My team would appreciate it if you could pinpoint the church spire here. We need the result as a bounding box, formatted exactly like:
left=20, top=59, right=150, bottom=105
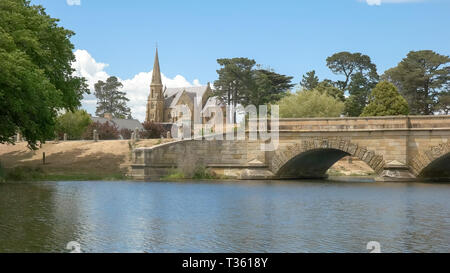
left=151, top=47, right=162, bottom=86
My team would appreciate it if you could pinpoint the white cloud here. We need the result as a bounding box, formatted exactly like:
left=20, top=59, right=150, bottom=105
left=72, top=49, right=204, bottom=122
left=363, top=0, right=424, bottom=5
left=67, top=0, right=81, bottom=6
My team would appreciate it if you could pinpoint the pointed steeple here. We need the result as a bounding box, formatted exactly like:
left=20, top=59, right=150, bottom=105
left=151, top=48, right=162, bottom=86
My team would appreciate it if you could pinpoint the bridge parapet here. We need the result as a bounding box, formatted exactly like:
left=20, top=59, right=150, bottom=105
left=277, top=115, right=450, bottom=131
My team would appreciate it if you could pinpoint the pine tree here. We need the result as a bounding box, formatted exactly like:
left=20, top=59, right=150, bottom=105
left=94, top=76, right=131, bottom=118
left=300, top=70, right=319, bottom=90
left=383, top=50, right=450, bottom=115
left=361, top=82, right=409, bottom=116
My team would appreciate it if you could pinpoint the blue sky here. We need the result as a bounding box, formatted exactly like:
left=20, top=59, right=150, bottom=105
left=32, top=0, right=450, bottom=121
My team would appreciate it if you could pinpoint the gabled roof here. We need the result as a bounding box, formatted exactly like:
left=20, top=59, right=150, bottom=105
left=91, top=117, right=143, bottom=131
left=201, top=96, right=224, bottom=113
left=164, top=86, right=209, bottom=98
left=164, top=86, right=210, bottom=109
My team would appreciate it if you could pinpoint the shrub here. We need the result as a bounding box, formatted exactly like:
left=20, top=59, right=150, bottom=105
left=279, top=89, right=345, bottom=118
left=141, top=121, right=166, bottom=139
left=120, top=128, right=133, bottom=140
left=82, top=121, right=120, bottom=140
left=163, top=169, right=186, bottom=180
left=56, top=110, right=92, bottom=140
left=192, top=166, right=216, bottom=180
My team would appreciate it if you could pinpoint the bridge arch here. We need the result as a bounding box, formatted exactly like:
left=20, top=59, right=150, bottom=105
left=410, top=142, right=450, bottom=180
left=270, top=138, right=386, bottom=179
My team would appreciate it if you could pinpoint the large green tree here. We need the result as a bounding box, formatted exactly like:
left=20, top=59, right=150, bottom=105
left=383, top=50, right=450, bottom=115
left=245, top=69, right=294, bottom=107
left=344, top=72, right=377, bottom=116
left=279, top=90, right=345, bottom=118
left=94, top=76, right=131, bottom=119
left=361, top=82, right=409, bottom=117
left=213, top=58, right=255, bottom=121
left=326, top=51, right=379, bottom=92
left=0, top=0, right=88, bottom=149
left=437, top=90, right=450, bottom=114
left=214, top=58, right=293, bottom=120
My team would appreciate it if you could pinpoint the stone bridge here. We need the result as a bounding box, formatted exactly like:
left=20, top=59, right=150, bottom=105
left=131, top=116, right=450, bottom=182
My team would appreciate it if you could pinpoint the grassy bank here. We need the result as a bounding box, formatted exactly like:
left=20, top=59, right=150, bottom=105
left=0, top=164, right=127, bottom=182
left=0, top=140, right=170, bottom=182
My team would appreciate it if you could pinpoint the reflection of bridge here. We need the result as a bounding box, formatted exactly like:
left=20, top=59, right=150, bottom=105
left=131, top=116, right=450, bottom=182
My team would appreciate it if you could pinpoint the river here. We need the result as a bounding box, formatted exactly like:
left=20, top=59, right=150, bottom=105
left=0, top=179, right=449, bottom=253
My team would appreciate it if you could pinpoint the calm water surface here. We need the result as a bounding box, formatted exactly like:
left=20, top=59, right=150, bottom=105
left=0, top=179, right=449, bottom=253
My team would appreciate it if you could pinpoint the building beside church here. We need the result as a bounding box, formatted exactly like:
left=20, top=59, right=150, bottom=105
left=92, top=113, right=143, bottom=132
left=145, top=49, right=222, bottom=125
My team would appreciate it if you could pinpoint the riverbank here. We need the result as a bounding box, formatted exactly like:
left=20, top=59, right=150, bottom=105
left=0, top=140, right=374, bottom=182
left=0, top=140, right=172, bottom=182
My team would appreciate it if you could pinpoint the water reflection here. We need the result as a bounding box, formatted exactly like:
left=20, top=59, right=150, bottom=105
left=0, top=180, right=449, bottom=253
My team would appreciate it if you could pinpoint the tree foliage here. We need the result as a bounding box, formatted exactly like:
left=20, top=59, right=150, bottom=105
left=94, top=76, right=131, bottom=119
left=361, top=82, right=409, bottom=117
left=344, top=72, right=377, bottom=116
left=279, top=90, right=345, bottom=118
left=56, top=110, right=92, bottom=140
left=0, top=0, right=89, bottom=149
left=300, top=70, right=319, bottom=90
left=383, top=50, right=450, bottom=115
left=326, top=51, right=379, bottom=92
left=213, top=58, right=293, bottom=120
left=213, top=58, right=255, bottom=118
left=314, top=80, right=345, bottom=102
left=437, top=90, right=450, bottom=115
left=246, top=69, right=294, bottom=107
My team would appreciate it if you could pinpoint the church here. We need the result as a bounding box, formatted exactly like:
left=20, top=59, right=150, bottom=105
left=145, top=49, right=222, bottom=125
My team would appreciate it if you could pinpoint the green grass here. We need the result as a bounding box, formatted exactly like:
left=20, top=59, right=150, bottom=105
left=0, top=162, right=6, bottom=182
left=161, top=166, right=223, bottom=181
left=0, top=165, right=128, bottom=182
left=162, top=170, right=186, bottom=180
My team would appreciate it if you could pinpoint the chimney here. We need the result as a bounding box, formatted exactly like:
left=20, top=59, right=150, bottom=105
left=104, top=113, right=113, bottom=120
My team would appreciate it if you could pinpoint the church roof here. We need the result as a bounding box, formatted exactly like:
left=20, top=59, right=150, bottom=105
left=201, top=96, right=224, bottom=113
left=91, top=117, right=143, bottom=131
left=164, top=86, right=210, bottom=109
